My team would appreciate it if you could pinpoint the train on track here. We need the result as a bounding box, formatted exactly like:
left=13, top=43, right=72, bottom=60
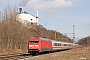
left=28, top=37, right=78, bottom=55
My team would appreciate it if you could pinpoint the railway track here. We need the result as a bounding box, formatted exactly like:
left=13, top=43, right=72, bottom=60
left=0, top=52, right=55, bottom=60
left=0, top=49, right=71, bottom=60
left=0, top=53, right=32, bottom=60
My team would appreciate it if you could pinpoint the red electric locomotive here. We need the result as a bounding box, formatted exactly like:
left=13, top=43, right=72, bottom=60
left=28, top=37, right=52, bottom=54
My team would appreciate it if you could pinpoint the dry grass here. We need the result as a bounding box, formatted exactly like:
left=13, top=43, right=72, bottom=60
left=0, top=46, right=90, bottom=60
left=0, top=49, right=27, bottom=55
left=31, top=47, right=90, bottom=60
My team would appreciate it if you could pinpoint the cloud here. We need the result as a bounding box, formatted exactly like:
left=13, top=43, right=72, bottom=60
left=85, top=23, right=90, bottom=26
left=70, top=0, right=86, bottom=7
left=19, top=0, right=73, bottom=12
left=0, top=0, right=3, bottom=2
left=19, top=0, right=29, bottom=6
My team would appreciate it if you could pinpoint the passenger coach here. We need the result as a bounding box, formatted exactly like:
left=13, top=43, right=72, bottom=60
left=52, top=40, right=73, bottom=51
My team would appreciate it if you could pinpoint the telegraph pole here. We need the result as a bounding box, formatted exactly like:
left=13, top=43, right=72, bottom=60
left=55, top=30, right=56, bottom=39
left=60, top=25, right=75, bottom=44
left=73, top=25, right=75, bottom=46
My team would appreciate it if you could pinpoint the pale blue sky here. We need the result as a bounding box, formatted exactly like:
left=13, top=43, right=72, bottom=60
left=0, top=0, right=90, bottom=41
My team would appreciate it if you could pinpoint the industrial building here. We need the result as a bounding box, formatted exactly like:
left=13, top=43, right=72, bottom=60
left=18, top=8, right=38, bottom=25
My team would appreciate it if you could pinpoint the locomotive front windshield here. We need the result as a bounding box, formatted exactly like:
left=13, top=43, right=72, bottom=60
left=30, top=40, right=39, bottom=43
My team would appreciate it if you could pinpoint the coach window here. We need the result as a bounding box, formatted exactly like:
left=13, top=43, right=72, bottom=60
left=58, top=43, right=60, bottom=46
left=64, top=44, right=67, bottom=46
left=69, top=44, right=71, bottom=46
left=54, top=43, right=57, bottom=46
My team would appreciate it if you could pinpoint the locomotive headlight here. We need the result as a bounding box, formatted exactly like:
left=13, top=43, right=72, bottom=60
left=39, top=49, right=40, bottom=50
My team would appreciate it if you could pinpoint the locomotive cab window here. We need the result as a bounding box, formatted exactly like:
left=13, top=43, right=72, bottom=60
left=30, top=40, right=39, bottom=43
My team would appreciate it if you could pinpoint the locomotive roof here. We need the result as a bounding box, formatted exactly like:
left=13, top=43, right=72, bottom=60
left=41, top=37, right=51, bottom=41
left=30, top=37, right=51, bottom=41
